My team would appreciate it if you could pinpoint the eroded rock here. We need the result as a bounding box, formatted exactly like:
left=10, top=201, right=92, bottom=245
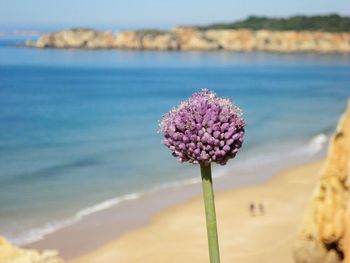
left=294, top=100, right=350, bottom=263
left=0, top=236, right=64, bottom=263
left=27, top=29, right=115, bottom=49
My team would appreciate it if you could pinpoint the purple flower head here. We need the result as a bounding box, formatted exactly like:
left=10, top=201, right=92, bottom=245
left=159, top=89, right=245, bottom=165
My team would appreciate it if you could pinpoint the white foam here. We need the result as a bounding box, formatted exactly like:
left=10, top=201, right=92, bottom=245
left=76, top=193, right=141, bottom=218
left=11, top=217, right=79, bottom=245
left=12, top=177, right=204, bottom=246
left=222, top=133, right=329, bottom=172
left=306, top=133, right=328, bottom=154
left=12, top=192, right=142, bottom=246
left=12, top=172, right=209, bottom=246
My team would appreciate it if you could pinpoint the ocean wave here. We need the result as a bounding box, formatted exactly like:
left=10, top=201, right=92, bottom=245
left=306, top=133, right=328, bottom=154
left=11, top=217, right=79, bottom=246
left=12, top=192, right=142, bottom=245
left=224, top=133, right=329, bottom=171
left=76, top=193, right=141, bottom=218
left=12, top=178, right=202, bottom=246
left=13, top=172, right=209, bottom=246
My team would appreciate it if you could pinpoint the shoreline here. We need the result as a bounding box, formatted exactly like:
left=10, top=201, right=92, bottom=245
left=25, top=140, right=326, bottom=260
left=67, top=159, right=324, bottom=263
left=15, top=44, right=350, bottom=56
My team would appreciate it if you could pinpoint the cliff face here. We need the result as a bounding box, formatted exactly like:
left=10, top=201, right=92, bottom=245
left=171, top=27, right=220, bottom=50
left=26, top=27, right=350, bottom=53
left=294, top=100, right=350, bottom=263
left=0, top=236, right=64, bottom=263
left=26, top=29, right=116, bottom=49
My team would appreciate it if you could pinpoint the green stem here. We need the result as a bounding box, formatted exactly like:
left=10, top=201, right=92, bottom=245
left=200, top=163, right=221, bottom=263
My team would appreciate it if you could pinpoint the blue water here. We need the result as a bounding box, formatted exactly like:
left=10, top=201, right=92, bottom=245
left=0, top=37, right=349, bottom=244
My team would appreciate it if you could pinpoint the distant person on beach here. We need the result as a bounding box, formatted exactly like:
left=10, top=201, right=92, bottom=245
left=249, top=202, right=255, bottom=216
left=259, top=203, right=265, bottom=216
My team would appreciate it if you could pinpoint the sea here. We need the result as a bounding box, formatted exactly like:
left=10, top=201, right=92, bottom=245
left=0, top=35, right=349, bottom=246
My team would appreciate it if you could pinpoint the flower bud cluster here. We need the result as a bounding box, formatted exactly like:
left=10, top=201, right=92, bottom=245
left=159, top=89, right=245, bottom=165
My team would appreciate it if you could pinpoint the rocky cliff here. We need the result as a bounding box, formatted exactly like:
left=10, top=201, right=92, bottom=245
left=26, top=29, right=115, bottom=49
left=26, top=27, right=350, bottom=53
left=0, top=236, right=64, bottom=263
left=294, top=100, right=350, bottom=263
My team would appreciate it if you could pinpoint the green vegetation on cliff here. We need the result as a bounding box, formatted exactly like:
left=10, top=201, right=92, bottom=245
left=197, top=14, right=350, bottom=32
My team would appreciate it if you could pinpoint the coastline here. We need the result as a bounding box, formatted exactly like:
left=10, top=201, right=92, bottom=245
left=67, top=159, right=324, bottom=263
left=25, top=138, right=326, bottom=260
left=25, top=28, right=350, bottom=53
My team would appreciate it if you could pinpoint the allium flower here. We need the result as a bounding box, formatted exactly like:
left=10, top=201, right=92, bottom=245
left=159, top=89, right=245, bottom=165
left=159, top=89, right=245, bottom=263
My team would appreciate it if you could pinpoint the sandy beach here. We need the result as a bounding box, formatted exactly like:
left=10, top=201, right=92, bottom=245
left=68, top=160, right=323, bottom=263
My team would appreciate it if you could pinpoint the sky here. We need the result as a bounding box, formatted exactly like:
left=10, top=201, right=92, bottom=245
left=0, top=0, right=349, bottom=31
